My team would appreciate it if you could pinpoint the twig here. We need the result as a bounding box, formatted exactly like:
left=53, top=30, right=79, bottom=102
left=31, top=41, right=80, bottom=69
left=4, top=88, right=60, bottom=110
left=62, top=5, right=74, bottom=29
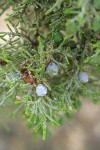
left=46, top=0, right=64, bottom=15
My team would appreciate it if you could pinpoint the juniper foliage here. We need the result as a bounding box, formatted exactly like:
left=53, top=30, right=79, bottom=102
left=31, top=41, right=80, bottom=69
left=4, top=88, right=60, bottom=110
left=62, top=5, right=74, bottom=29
left=0, top=0, right=100, bottom=139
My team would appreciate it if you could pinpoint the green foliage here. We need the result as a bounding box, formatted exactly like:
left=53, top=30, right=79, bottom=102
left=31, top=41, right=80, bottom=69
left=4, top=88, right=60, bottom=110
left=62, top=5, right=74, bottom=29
left=94, top=0, right=100, bottom=8
left=93, top=17, right=100, bottom=32
left=0, top=0, right=100, bottom=139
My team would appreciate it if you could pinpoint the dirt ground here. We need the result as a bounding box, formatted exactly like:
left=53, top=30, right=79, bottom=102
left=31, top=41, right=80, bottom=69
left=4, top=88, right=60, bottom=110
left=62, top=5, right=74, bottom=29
left=0, top=9, right=100, bottom=150
left=0, top=100, right=100, bottom=150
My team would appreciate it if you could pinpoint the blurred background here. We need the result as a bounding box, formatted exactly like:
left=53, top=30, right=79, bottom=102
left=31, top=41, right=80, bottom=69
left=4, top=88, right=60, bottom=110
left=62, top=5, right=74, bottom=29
left=0, top=9, right=100, bottom=150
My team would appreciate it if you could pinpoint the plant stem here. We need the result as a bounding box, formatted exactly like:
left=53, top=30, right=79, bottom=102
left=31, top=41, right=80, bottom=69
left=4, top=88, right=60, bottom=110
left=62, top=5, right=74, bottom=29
left=46, top=0, right=64, bottom=15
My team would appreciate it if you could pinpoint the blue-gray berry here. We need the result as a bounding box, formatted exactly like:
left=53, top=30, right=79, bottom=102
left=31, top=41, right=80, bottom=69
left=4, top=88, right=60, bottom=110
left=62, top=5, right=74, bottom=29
left=6, top=72, right=20, bottom=80
left=36, top=84, right=47, bottom=96
left=78, top=72, right=89, bottom=83
left=46, top=62, right=59, bottom=77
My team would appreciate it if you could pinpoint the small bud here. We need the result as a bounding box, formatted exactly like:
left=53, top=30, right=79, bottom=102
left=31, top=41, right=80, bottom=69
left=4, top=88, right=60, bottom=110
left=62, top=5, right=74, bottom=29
left=53, top=32, right=63, bottom=43
left=46, top=62, right=59, bottom=77
left=36, top=84, right=47, bottom=96
left=78, top=72, right=89, bottom=83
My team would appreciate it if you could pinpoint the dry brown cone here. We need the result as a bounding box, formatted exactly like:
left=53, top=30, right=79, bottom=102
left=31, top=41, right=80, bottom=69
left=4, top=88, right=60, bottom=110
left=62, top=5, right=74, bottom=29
left=0, top=60, right=7, bottom=66
left=21, top=68, right=36, bottom=84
